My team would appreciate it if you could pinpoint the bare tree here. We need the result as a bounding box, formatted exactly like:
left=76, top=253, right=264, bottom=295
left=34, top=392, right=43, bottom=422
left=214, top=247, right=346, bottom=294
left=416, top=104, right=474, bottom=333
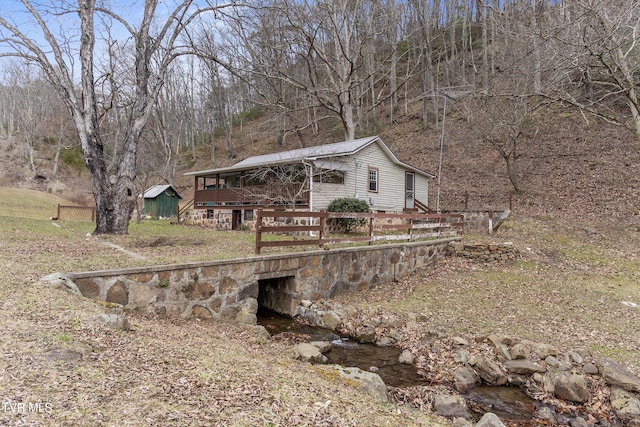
left=543, top=0, right=640, bottom=137
left=0, top=0, right=233, bottom=234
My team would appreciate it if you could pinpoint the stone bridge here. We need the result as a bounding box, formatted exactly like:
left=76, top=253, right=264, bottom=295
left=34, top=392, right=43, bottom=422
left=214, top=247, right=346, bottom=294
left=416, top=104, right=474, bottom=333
left=66, top=237, right=460, bottom=324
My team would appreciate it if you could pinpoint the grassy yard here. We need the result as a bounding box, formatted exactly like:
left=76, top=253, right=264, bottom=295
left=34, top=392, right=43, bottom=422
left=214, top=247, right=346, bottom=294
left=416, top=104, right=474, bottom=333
left=2, top=188, right=639, bottom=426
left=0, top=188, right=449, bottom=427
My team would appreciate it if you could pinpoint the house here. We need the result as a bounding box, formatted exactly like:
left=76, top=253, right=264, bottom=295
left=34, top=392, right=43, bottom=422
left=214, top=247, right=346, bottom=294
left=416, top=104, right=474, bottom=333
left=184, top=136, right=435, bottom=229
left=141, top=184, right=182, bottom=218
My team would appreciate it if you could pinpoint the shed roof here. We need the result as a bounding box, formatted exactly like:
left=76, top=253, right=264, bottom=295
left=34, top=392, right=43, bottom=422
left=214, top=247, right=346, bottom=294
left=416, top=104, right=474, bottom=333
left=142, top=184, right=182, bottom=199
left=185, top=136, right=435, bottom=178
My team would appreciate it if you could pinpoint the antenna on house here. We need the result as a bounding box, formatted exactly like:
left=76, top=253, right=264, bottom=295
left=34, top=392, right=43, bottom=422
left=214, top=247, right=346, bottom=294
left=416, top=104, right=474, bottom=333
left=420, top=85, right=474, bottom=213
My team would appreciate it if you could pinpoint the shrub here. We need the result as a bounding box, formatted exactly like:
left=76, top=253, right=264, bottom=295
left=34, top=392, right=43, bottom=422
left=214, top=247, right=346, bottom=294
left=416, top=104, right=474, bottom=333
left=60, top=146, right=85, bottom=172
left=327, top=197, right=370, bottom=233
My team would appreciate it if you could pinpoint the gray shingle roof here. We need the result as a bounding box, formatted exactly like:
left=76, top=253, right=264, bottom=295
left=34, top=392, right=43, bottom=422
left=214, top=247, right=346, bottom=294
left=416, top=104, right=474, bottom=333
left=232, top=136, right=379, bottom=169
left=184, top=136, right=434, bottom=178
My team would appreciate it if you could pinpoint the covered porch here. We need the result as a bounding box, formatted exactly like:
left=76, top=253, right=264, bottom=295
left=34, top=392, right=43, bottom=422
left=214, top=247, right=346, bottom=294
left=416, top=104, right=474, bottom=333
left=193, top=172, right=310, bottom=208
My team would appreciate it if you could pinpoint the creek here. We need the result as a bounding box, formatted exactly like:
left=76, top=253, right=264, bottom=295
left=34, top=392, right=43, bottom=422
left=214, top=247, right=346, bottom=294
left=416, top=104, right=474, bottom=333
left=257, top=308, right=556, bottom=423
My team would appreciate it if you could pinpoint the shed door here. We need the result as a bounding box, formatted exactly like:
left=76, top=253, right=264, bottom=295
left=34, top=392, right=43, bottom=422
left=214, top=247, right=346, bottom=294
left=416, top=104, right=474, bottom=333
left=405, top=172, right=415, bottom=209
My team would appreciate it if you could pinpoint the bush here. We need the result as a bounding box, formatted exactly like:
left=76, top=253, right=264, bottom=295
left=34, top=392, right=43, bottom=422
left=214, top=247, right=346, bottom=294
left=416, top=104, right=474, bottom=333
left=60, top=146, right=85, bottom=172
left=327, top=197, right=370, bottom=233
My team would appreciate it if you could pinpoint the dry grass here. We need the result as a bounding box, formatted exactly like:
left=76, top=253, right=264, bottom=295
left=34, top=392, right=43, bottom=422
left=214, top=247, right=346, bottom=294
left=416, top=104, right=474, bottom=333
left=335, top=216, right=640, bottom=373
left=0, top=188, right=447, bottom=427
left=2, top=187, right=640, bottom=426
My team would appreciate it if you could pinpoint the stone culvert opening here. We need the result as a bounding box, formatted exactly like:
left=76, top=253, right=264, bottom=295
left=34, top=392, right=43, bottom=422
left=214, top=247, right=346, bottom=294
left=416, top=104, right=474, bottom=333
left=257, top=276, right=297, bottom=316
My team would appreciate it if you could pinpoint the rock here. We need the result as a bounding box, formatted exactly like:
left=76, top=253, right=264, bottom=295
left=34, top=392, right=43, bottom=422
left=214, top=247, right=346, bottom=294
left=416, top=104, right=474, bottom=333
left=609, top=387, right=640, bottom=424
left=509, top=343, right=530, bottom=360
left=432, top=394, right=469, bottom=418
left=570, top=417, right=590, bottom=427
left=300, top=299, right=313, bottom=308
left=83, top=313, right=129, bottom=330
left=310, top=341, right=332, bottom=353
left=356, top=326, right=376, bottom=343
left=583, top=363, right=599, bottom=375
left=453, top=366, right=480, bottom=392
left=474, top=356, right=508, bottom=386
left=597, top=358, right=640, bottom=393
left=487, top=334, right=514, bottom=347
left=318, top=365, right=389, bottom=403
left=454, top=350, right=471, bottom=364
left=537, top=406, right=557, bottom=424
left=235, top=298, right=258, bottom=324
left=508, top=374, right=528, bottom=386
left=381, top=315, right=403, bottom=328
left=320, top=311, right=341, bottom=330
left=399, top=350, right=414, bottom=365
left=38, top=273, right=82, bottom=296
left=451, top=418, right=473, bottom=427
left=487, top=335, right=512, bottom=361
left=545, top=355, right=560, bottom=367
left=294, top=343, right=328, bottom=363
left=453, top=336, right=469, bottom=346
left=550, top=371, right=590, bottom=403
left=475, top=412, right=506, bottom=427
left=532, top=373, right=544, bottom=383
left=569, top=352, right=584, bottom=364
left=503, top=359, right=546, bottom=375
left=376, top=336, right=393, bottom=347
left=528, top=341, right=559, bottom=359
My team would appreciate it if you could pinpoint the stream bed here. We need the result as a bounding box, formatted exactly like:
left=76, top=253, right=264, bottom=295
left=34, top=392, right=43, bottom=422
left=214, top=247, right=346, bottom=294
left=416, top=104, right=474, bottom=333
left=258, top=308, right=421, bottom=387
left=257, top=308, right=556, bottom=423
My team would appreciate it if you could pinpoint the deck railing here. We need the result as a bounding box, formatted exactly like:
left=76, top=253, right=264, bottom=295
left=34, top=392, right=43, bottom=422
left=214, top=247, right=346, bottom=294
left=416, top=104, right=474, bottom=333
left=255, top=209, right=464, bottom=254
left=194, top=183, right=308, bottom=207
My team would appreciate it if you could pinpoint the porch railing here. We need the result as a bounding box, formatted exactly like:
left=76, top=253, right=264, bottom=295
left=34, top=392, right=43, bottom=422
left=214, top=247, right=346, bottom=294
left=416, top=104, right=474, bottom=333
left=194, top=183, right=308, bottom=207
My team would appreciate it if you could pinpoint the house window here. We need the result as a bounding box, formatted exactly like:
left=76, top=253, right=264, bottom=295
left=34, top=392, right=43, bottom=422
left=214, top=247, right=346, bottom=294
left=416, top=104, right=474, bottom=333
left=206, top=209, right=214, bottom=219
left=244, top=210, right=254, bottom=221
left=368, top=167, right=379, bottom=193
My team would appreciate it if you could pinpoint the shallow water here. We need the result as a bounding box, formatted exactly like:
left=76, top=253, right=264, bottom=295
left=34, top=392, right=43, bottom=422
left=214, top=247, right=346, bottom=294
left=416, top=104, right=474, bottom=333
left=257, top=309, right=559, bottom=422
left=257, top=309, right=422, bottom=387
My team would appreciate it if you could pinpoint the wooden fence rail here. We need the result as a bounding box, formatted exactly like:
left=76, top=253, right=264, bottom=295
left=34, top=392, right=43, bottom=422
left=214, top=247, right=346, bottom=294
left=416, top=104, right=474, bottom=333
left=255, top=210, right=464, bottom=254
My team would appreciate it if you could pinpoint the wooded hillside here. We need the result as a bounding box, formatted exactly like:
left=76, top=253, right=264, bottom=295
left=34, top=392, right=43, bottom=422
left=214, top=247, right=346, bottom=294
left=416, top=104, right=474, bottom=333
left=0, top=0, right=638, bottom=227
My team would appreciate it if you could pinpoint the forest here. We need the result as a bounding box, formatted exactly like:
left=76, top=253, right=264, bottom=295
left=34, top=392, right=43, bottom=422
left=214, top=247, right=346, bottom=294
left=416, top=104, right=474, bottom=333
left=0, top=0, right=638, bottom=233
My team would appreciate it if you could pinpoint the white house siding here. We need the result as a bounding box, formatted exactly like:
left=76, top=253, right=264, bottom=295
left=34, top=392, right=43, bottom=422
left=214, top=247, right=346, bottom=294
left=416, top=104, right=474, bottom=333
left=311, top=142, right=430, bottom=213
left=350, top=142, right=425, bottom=212
left=312, top=183, right=352, bottom=210
left=415, top=174, right=430, bottom=208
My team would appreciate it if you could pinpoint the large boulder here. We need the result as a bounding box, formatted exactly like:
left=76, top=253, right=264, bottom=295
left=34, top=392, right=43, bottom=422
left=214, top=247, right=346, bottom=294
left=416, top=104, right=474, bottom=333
left=432, top=394, right=469, bottom=419
left=294, top=343, right=328, bottom=363
left=472, top=356, right=508, bottom=386
left=475, top=412, right=507, bottom=427
left=503, top=359, right=546, bottom=375
left=549, top=371, right=590, bottom=403
left=597, top=358, right=640, bottom=393
left=317, top=365, right=389, bottom=403
left=453, top=366, right=480, bottom=393
left=609, top=387, right=640, bottom=424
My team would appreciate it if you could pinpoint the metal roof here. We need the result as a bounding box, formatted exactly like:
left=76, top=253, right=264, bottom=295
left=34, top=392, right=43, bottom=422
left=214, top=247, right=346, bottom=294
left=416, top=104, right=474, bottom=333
left=184, top=136, right=435, bottom=178
left=142, top=184, right=182, bottom=199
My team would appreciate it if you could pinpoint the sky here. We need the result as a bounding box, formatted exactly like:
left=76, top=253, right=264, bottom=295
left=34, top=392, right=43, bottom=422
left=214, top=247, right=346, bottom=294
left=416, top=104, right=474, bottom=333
left=0, top=0, right=216, bottom=83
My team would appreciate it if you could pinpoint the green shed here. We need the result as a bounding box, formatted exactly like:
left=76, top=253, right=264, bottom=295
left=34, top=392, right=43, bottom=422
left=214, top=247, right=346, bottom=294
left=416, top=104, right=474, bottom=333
left=142, top=184, right=182, bottom=218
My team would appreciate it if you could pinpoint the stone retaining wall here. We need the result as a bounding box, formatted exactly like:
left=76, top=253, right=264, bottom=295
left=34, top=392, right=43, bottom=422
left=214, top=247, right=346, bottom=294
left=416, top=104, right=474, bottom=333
left=66, top=237, right=459, bottom=324
left=446, top=242, right=518, bottom=262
